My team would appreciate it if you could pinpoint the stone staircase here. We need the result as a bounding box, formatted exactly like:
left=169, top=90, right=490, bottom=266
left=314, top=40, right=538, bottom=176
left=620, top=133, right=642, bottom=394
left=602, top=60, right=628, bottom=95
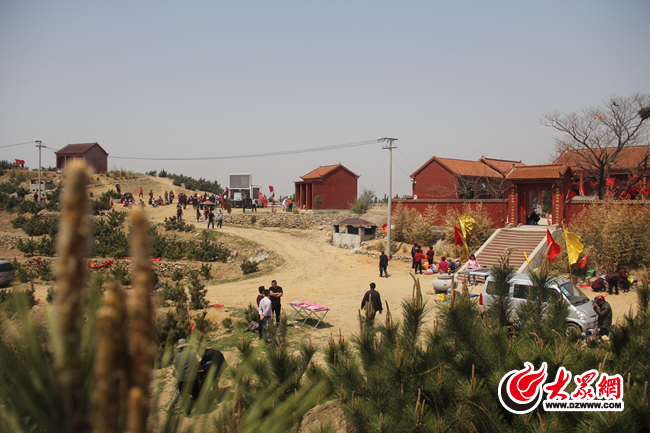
left=472, top=226, right=556, bottom=273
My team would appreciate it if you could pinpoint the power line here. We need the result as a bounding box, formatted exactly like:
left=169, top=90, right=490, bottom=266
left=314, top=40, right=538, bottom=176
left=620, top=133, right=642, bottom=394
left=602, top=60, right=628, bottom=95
left=108, top=139, right=381, bottom=161
left=0, top=141, right=37, bottom=149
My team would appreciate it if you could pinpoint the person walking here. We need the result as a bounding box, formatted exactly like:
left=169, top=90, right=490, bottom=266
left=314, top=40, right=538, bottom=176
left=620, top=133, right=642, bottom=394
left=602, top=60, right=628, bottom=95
left=379, top=251, right=389, bottom=277
left=411, top=243, right=418, bottom=269
left=164, top=190, right=169, bottom=204
left=139, top=187, right=143, bottom=198
left=207, top=209, right=215, bottom=229
left=196, top=208, right=201, bottom=222
left=169, top=190, right=174, bottom=204
left=269, top=280, right=283, bottom=325
left=177, top=204, right=183, bottom=220
left=216, top=210, right=223, bottom=229
left=116, top=183, right=121, bottom=196
left=361, top=282, right=383, bottom=319
left=258, top=289, right=273, bottom=344
left=426, top=246, right=435, bottom=268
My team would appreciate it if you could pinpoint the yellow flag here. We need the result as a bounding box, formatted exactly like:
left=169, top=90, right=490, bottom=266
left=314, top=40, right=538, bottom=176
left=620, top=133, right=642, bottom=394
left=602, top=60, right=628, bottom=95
left=457, top=213, right=476, bottom=262
left=524, top=251, right=530, bottom=263
left=564, top=229, right=584, bottom=265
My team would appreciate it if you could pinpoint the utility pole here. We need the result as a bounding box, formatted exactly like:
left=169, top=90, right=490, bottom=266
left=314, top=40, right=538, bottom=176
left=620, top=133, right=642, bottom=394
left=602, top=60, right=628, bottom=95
left=36, top=140, right=44, bottom=204
left=380, top=138, right=397, bottom=258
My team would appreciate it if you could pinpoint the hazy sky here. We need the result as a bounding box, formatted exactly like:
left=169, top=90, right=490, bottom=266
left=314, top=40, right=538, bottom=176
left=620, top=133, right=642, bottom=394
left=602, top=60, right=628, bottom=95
left=1, top=0, right=648, bottom=197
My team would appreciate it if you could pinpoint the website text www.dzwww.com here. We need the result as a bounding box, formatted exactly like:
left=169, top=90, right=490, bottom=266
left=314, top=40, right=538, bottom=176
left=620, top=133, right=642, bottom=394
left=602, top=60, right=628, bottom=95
left=543, top=400, right=624, bottom=411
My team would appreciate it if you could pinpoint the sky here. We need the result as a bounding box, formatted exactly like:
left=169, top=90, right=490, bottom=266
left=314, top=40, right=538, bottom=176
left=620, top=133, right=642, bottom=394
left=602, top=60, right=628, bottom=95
left=1, top=0, right=649, bottom=198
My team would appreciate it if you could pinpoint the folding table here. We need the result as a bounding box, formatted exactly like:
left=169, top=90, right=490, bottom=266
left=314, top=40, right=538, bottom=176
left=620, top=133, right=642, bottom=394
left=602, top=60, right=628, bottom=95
left=289, top=301, right=330, bottom=329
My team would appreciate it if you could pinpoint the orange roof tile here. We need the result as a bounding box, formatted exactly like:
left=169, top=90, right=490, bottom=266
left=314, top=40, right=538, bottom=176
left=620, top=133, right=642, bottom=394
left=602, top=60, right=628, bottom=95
left=555, top=145, right=650, bottom=171
left=300, top=163, right=359, bottom=180
left=479, top=157, right=526, bottom=174
left=505, top=164, right=571, bottom=180
left=411, top=156, right=502, bottom=178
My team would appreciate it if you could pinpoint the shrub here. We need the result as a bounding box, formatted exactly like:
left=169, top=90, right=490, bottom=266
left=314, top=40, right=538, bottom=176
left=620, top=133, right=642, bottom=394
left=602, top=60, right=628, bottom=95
left=442, top=203, right=495, bottom=253
left=158, top=169, right=168, bottom=178
left=155, top=302, right=191, bottom=360
left=163, top=216, right=193, bottom=232
left=171, top=269, right=184, bottom=282
left=35, top=260, right=55, bottom=282
left=108, top=262, right=131, bottom=286
left=91, top=219, right=129, bottom=258
left=12, top=214, right=59, bottom=238
left=221, top=317, right=232, bottom=329
left=12, top=259, right=34, bottom=283
left=241, top=260, right=259, bottom=275
left=186, top=238, right=230, bottom=262
left=188, top=271, right=208, bottom=310
left=193, top=311, right=215, bottom=333
left=250, top=215, right=256, bottom=225
left=199, top=263, right=212, bottom=280
left=567, top=204, right=650, bottom=271
left=391, top=204, right=442, bottom=245
left=90, top=189, right=120, bottom=212
left=162, top=282, right=188, bottom=305
left=90, top=272, right=106, bottom=294
left=349, top=188, right=376, bottom=215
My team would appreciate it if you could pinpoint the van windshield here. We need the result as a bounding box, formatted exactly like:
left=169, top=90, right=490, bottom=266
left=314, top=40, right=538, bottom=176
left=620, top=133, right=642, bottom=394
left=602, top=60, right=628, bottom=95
left=559, top=281, right=589, bottom=306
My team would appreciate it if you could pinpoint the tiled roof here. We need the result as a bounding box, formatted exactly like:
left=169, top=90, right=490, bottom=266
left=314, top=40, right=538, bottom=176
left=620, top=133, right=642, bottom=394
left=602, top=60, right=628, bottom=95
left=479, top=157, right=526, bottom=174
left=335, top=218, right=376, bottom=227
left=505, top=164, right=571, bottom=180
left=55, top=142, right=108, bottom=156
left=300, top=163, right=359, bottom=180
left=411, top=156, right=502, bottom=178
left=555, top=145, right=650, bottom=171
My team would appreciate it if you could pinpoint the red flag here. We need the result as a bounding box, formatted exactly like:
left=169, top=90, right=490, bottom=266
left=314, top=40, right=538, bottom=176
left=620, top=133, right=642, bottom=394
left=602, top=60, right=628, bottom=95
left=269, top=185, right=274, bottom=193
left=546, top=229, right=561, bottom=263
left=577, top=253, right=589, bottom=268
left=566, top=189, right=576, bottom=200
left=454, top=226, right=464, bottom=246
left=15, top=159, right=25, bottom=165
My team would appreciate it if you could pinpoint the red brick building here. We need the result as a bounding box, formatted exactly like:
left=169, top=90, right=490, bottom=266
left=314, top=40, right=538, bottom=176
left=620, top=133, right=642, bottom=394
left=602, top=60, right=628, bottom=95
left=410, top=156, right=504, bottom=199
left=56, top=142, right=109, bottom=173
left=295, top=164, right=359, bottom=210
left=555, top=145, right=650, bottom=197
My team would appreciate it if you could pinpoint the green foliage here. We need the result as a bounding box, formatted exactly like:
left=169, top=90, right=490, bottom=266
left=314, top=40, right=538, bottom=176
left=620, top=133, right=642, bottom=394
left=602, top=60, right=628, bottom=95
left=349, top=188, right=376, bottom=215
left=171, top=269, right=184, bottom=282
left=163, top=216, right=193, bottom=232
left=108, top=262, right=131, bottom=286
left=168, top=173, right=223, bottom=195
left=44, top=187, right=62, bottom=211
left=487, top=254, right=514, bottom=327
left=199, top=263, right=212, bottom=280
left=35, top=260, right=55, bottom=282
left=186, top=238, right=230, bottom=262
left=226, top=200, right=232, bottom=214
left=0, top=193, right=41, bottom=213
left=240, top=259, right=259, bottom=275
left=0, top=176, right=25, bottom=194
left=89, top=272, right=106, bottom=294
left=517, top=266, right=569, bottom=337
left=91, top=218, right=129, bottom=258
left=162, top=282, right=188, bottom=305
left=314, top=194, right=322, bottom=209
left=221, top=317, right=232, bottom=329
left=145, top=170, right=157, bottom=176
left=188, top=271, right=208, bottom=310
left=250, top=215, right=256, bottom=225
left=155, top=301, right=191, bottom=360
left=12, top=214, right=59, bottom=237
left=90, top=189, right=121, bottom=212
left=158, top=168, right=168, bottom=178
left=12, top=259, right=34, bottom=283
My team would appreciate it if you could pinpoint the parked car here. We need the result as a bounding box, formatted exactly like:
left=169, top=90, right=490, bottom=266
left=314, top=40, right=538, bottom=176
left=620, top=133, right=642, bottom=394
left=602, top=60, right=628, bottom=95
left=0, top=260, right=16, bottom=286
left=478, top=273, right=597, bottom=333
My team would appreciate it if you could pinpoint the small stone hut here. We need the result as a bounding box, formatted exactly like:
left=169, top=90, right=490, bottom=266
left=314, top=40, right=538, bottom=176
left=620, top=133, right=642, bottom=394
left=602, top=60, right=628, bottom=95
left=332, top=217, right=377, bottom=249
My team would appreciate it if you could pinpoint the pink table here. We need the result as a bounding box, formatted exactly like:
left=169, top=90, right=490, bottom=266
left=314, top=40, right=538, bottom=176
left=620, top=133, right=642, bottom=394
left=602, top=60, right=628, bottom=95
left=289, top=301, right=330, bottom=329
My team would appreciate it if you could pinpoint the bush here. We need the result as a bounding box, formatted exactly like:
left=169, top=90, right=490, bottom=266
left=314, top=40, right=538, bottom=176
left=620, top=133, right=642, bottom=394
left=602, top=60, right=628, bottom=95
left=171, top=269, right=184, bottom=282
left=349, top=188, right=376, bottom=215
left=186, top=238, right=230, bottom=262
left=12, top=214, right=59, bottom=238
left=391, top=204, right=442, bottom=245
left=162, top=282, right=188, bottom=305
left=91, top=219, right=129, bottom=258
left=250, top=215, right=256, bottom=225
left=188, top=271, right=208, bottom=310
left=12, top=259, right=34, bottom=283
left=200, top=263, right=212, bottom=280
left=566, top=204, right=650, bottom=271
left=108, top=262, right=131, bottom=286
left=241, top=260, right=259, bottom=275
left=442, top=203, right=495, bottom=253
left=90, top=189, right=121, bottom=212
left=35, top=260, right=55, bottom=282
left=163, top=216, right=193, bottom=232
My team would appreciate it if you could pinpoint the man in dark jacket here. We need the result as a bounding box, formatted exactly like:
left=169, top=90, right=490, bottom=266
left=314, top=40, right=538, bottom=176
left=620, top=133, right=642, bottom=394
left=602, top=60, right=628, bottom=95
left=379, top=251, right=389, bottom=277
left=361, top=282, right=383, bottom=319
left=593, top=295, right=612, bottom=337
left=605, top=274, right=619, bottom=295
left=618, top=267, right=630, bottom=293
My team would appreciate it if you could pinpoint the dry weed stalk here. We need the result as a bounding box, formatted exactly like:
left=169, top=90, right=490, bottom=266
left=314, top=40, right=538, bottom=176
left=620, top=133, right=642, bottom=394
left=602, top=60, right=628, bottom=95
left=54, top=160, right=90, bottom=432
left=126, top=208, right=154, bottom=433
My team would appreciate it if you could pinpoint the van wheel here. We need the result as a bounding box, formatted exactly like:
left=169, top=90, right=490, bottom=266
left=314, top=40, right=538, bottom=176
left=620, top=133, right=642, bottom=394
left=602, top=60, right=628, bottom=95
left=565, top=323, right=581, bottom=337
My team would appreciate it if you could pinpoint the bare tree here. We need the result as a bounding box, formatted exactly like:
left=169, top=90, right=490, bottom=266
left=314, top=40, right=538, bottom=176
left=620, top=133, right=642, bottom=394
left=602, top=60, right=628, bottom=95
left=542, top=93, right=650, bottom=199
left=425, top=175, right=507, bottom=199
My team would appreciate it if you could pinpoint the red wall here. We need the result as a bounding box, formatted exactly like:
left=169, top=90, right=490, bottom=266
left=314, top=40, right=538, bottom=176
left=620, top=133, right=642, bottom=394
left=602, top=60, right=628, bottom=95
left=412, top=160, right=457, bottom=199
left=392, top=199, right=509, bottom=228
left=84, top=146, right=108, bottom=173
left=314, top=167, right=358, bottom=209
